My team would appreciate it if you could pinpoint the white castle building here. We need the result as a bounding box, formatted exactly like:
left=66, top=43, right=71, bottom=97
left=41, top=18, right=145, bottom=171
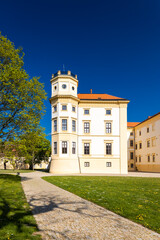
left=49, top=70, right=129, bottom=174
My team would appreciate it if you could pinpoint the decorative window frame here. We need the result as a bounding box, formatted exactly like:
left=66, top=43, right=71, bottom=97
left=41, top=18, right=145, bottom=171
left=104, top=140, right=113, bottom=156
left=82, top=139, right=91, bottom=156
left=60, top=117, right=69, bottom=132
left=104, top=120, right=113, bottom=135
left=83, top=108, right=90, bottom=115
left=83, top=120, right=91, bottom=135
left=105, top=108, right=112, bottom=116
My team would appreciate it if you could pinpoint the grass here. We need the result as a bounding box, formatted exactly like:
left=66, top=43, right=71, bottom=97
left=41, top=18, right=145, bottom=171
left=0, top=174, right=41, bottom=240
left=43, top=176, right=160, bottom=233
left=0, top=169, right=34, bottom=174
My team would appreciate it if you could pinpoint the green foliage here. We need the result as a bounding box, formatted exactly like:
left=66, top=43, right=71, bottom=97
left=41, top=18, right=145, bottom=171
left=0, top=32, right=47, bottom=140
left=0, top=174, right=41, bottom=240
left=43, top=176, right=160, bottom=233
left=16, top=129, right=51, bottom=169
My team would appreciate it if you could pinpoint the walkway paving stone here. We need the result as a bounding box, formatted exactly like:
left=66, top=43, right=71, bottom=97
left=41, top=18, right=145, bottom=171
left=21, top=171, right=160, bottom=240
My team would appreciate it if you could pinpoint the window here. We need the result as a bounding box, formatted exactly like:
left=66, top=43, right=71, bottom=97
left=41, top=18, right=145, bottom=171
left=62, top=141, right=67, bottom=154
left=54, top=86, right=57, bottom=90
left=139, top=143, right=142, bottom=149
left=131, top=163, right=134, bottom=168
left=153, top=154, right=155, bottom=162
left=72, top=106, right=76, bottom=112
left=130, top=152, right=134, bottom=159
left=62, top=119, right=67, bottom=131
left=106, top=122, right=112, bottom=134
left=147, top=140, right=150, bottom=148
left=72, top=86, right=75, bottom=91
left=148, top=155, right=150, bottom=162
left=54, top=142, right=57, bottom=154
left=53, top=105, right=57, bottom=112
left=84, top=162, right=90, bottom=167
left=72, top=120, right=76, bottom=132
left=135, top=144, right=137, bottom=150
left=130, top=140, right=133, bottom=147
left=106, top=162, right=112, bottom=167
left=147, top=127, right=149, bottom=133
left=106, top=109, right=111, bottom=115
left=62, top=105, right=67, bottom=111
left=152, top=124, right=155, bottom=131
left=54, top=119, right=57, bottom=132
left=136, top=157, right=137, bottom=162
left=139, top=156, right=141, bottom=162
left=84, top=143, right=90, bottom=155
left=130, top=132, right=133, bottom=136
left=139, top=131, right=141, bottom=136
left=72, top=142, right=76, bottom=154
left=62, top=84, right=67, bottom=89
left=106, top=143, right=112, bottom=155
left=84, top=122, right=90, bottom=133
left=84, top=109, right=89, bottom=115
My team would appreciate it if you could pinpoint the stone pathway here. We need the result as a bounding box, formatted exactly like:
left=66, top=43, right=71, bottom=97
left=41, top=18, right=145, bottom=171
left=21, top=171, right=160, bottom=240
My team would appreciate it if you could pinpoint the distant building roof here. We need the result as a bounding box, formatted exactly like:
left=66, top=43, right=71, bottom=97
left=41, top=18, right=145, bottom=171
left=134, top=112, right=160, bottom=127
left=78, top=93, right=127, bottom=100
left=127, top=122, right=140, bottom=128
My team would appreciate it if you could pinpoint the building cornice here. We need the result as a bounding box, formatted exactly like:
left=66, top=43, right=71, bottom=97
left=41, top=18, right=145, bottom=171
left=49, top=95, right=80, bottom=103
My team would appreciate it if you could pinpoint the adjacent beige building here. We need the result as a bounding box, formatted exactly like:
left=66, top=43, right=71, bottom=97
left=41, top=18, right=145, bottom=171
left=127, top=112, right=160, bottom=173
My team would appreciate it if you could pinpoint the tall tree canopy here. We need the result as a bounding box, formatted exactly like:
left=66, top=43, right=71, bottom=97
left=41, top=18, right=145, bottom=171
left=0, top=32, right=47, bottom=140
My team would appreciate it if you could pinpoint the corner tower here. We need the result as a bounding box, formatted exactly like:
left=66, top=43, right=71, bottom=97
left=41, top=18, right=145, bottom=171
left=49, top=70, right=80, bottom=173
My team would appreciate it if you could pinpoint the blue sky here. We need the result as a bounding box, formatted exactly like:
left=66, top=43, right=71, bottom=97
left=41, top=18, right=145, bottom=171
left=1, top=0, right=160, bottom=141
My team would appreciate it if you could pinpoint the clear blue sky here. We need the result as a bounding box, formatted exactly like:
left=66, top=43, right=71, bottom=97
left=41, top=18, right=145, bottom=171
left=1, top=0, right=160, bottom=141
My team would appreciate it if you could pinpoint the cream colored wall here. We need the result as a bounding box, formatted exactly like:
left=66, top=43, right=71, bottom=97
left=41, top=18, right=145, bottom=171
left=135, top=114, right=160, bottom=172
left=119, top=105, right=128, bottom=174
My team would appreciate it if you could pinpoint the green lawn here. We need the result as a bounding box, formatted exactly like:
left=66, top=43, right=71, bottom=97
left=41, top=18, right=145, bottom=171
left=0, top=174, right=41, bottom=240
left=0, top=169, right=34, bottom=174
left=43, top=176, right=160, bottom=233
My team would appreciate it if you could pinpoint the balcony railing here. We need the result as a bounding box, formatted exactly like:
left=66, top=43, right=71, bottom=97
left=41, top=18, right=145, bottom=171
left=52, top=71, right=77, bottom=79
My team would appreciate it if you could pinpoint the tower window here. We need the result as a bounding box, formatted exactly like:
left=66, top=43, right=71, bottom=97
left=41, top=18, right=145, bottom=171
left=72, top=120, right=76, bottom=132
left=62, top=105, right=67, bottom=111
left=53, top=105, right=57, bottom=112
left=62, top=141, right=67, bottom=154
left=62, top=119, right=67, bottom=131
left=62, top=84, right=67, bottom=89
left=72, top=86, right=75, bottom=90
left=72, top=106, right=76, bottom=112
left=54, top=119, right=57, bottom=132
left=54, top=142, right=57, bottom=154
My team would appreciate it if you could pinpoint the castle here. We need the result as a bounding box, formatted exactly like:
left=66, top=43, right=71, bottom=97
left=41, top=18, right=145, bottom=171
left=49, top=71, right=160, bottom=174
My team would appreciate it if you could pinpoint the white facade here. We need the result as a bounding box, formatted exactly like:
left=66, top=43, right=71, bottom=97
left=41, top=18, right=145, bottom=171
left=49, top=71, right=129, bottom=174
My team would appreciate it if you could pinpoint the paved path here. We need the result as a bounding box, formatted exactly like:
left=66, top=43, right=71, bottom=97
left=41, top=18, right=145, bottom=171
left=21, top=171, right=160, bottom=240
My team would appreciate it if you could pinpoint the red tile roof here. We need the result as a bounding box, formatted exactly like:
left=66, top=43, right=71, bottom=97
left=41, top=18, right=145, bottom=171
left=78, top=93, right=125, bottom=100
left=127, top=122, right=140, bottom=127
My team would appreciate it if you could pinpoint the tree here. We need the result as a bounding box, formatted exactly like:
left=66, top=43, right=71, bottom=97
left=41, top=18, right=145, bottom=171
left=17, top=129, right=51, bottom=170
left=0, top=32, right=47, bottom=141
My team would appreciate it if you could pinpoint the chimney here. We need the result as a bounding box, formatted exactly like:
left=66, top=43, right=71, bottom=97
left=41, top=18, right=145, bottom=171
left=90, top=89, right=92, bottom=94
left=148, top=116, right=151, bottom=119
